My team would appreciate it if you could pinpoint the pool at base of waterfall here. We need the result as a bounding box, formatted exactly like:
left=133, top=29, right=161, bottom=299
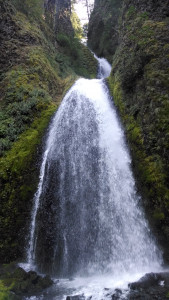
left=23, top=274, right=137, bottom=299
left=23, top=269, right=169, bottom=300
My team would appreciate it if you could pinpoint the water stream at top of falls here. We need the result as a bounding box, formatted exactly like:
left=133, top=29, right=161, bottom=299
left=23, top=55, right=163, bottom=299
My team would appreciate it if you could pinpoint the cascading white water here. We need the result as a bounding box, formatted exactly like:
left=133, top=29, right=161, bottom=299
left=26, top=55, right=162, bottom=298
left=96, top=56, right=111, bottom=78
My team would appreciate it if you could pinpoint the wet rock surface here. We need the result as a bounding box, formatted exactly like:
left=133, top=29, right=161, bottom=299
left=66, top=295, right=92, bottom=300
left=112, top=288, right=122, bottom=299
left=88, top=0, right=122, bottom=61
left=66, top=295, right=86, bottom=300
left=127, top=272, right=169, bottom=299
left=1, top=267, right=53, bottom=296
left=65, top=275, right=169, bottom=300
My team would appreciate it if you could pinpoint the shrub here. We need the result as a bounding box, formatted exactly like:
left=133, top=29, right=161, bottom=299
left=56, top=33, right=71, bottom=47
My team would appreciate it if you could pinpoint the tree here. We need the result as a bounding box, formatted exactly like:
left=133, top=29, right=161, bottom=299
left=71, top=10, right=84, bottom=39
left=82, top=0, right=94, bottom=20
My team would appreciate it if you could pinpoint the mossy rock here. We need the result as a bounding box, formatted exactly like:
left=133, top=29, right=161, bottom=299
left=1, top=267, right=53, bottom=297
left=88, top=0, right=122, bottom=62
left=0, top=0, right=97, bottom=264
left=107, top=0, right=169, bottom=261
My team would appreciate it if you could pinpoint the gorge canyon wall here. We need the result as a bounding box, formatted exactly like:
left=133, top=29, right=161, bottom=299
left=88, top=0, right=169, bottom=261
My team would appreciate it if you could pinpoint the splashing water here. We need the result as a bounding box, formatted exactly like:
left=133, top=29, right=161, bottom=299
left=24, top=55, right=162, bottom=299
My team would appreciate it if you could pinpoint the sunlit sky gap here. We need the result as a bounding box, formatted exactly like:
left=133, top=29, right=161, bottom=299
left=74, top=0, right=94, bottom=25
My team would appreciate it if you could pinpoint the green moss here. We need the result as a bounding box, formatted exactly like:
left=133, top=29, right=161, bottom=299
left=0, top=10, right=65, bottom=155
left=153, top=210, right=165, bottom=221
left=0, top=281, right=12, bottom=300
left=126, top=5, right=136, bottom=18
left=56, top=33, right=71, bottom=48
left=71, top=10, right=83, bottom=39
left=13, top=0, right=44, bottom=20
left=108, top=75, right=169, bottom=220
left=0, top=38, right=76, bottom=155
left=56, top=33, right=97, bottom=79
left=0, top=72, right=75, bottom=262
left=108, top=77, right=124, bottom=113
left=140, top=12, right=149, bottom=20
left=1, top=0, right=98, bottom=263
left=0, top=63, right=52, bottom=155
left=88, top=0, right=122, bottom=61
left=0, top=104, right=56, bottom=179
left=0, top=104, right=57, bottom=262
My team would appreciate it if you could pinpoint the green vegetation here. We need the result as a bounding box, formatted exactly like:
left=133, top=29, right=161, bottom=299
left=108, top=72, right=169, bottom=234
left=0, top=104, right=56, bottom=179
left=88, top=0, right=122, bottom=61
left=108, top=3, right=169, bottom=258
left=0, top=0, right=97, bottom=263
left=0, top=3, right=96, bottom=156
left=71, top=10, right=83, bottom=39
left=0, top=42, right=67, bottom=156
left=0, top=281, right=11, bottom=300
left=126, top=5, right=136, bottom=17
left=0, top=103, right=58, bottom=261
left=0, top=266, right=53, bottom=297
left=13, top=0, right=44, bottom=20
left=56, top=33, right=97, bottom=78
left=0, top=67, right=51, bottom=155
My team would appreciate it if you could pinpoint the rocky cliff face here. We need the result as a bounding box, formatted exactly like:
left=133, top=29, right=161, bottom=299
left=0, top=0, right=97, bottom=263
left=88, top=0, right=122, bottom=62
left=122, top=0, right=169, bottom=20
left=45, top=0, right=73, bottom=35
left=89, top=0, right=169, bottom=261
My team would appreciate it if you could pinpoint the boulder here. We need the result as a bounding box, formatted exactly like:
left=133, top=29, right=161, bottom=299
left=128, top=272, right=169, bottom=299
left=2, top=267, right=53, bottom=296
left=66, top=294, right=87, bottom=300
left=112, top=288, right=122, bottom=299
left=129, top=272, right=162, bottom=290
left=128, top=272, right=169, bottom=290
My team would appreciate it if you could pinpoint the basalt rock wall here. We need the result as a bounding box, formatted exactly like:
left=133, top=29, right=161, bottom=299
left=89, top=0, right=169, bottom=262
left=88, top=0, right=122, bottom=62
left=45, top=0, right=73, bottom=35
left=0, top=0, right=97, bottom=263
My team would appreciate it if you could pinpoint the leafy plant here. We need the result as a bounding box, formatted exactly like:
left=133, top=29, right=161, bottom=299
left=0, top=281, right=11, bottom=300
left=71, top=10, right=83, bottom=39
left=56, top=33, right=71, bottom=48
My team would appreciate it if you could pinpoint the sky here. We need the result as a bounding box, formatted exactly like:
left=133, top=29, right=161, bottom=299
left=74, top=0, right=94, bottom=25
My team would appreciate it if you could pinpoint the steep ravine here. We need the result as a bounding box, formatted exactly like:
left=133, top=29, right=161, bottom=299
left=88, top=0, right=169, bottom=262
left=4, top=53, right=164, bottom=300
left=1, top=0, right=169, bottom=298
left=88, top=0, right=122, bottom=62
left=0, top=0, right=97, bottom=267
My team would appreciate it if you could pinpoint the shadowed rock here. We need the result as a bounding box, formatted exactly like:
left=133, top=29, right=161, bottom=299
left=127, top=272, right=169, bottom=299
left=66, top=295, right=86, bottom=300
left=129, top=272, right=169, bottom=290
left=2, top=267, right=53, bottom=296
left=112, top=288, right=122, bottom=299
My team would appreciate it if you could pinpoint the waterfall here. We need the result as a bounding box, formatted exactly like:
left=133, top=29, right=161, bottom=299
left=26, top=55, right=162, bottom=281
